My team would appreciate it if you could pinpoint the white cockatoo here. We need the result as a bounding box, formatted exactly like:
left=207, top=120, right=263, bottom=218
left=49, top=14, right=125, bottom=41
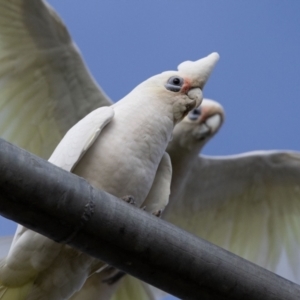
left=0, top=2, right=217, bottom=299
left=164, top=99, right=300, bottom=275
left=0, top=53, right=220, bottom=300
left=84, top=99, right=300, bottom=300
left=0, top=0, right=112, bottom=159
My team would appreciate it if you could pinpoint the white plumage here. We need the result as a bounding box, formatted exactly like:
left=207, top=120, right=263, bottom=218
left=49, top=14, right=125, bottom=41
left=0, top=1, right=220, bottom=298
left=2, top=1, right=296, bottom=300
left=0, top=0, right=112, bottom=159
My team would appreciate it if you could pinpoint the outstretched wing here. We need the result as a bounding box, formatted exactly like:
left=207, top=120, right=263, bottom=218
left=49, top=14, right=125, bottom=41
left=0, top=0, right=112, bottom=159
left=142, top=152, right=172, bottom=214
left=164, top=150, right=300, bottom=276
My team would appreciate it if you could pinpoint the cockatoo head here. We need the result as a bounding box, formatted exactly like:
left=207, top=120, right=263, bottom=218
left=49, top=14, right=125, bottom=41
left=133, top=53, right=219, bottom=123
left=170, top=99, right=224, bottom=151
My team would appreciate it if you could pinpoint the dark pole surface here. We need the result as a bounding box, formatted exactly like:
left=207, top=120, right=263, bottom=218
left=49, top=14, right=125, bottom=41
left=0, top=138, right=299, bottom=300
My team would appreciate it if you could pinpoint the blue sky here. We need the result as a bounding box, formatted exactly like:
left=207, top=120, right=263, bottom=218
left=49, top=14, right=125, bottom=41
left=1, top=1, right=300, bottom=299
left=47, top=1, right=300, bottom=156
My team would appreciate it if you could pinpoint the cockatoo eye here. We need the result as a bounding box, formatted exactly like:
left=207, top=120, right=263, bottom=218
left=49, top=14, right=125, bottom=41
left=165, top=76, right=184, bottom=92
left=188, top=107, right=201, bottom=120
left=171, top=77, right=181, bottom=85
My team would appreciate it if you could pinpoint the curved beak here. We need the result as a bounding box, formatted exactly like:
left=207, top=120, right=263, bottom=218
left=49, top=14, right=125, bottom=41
left=178, top=52, right=220, bottom=89
left=193, top=114, right=222, bottom=140
left=179, top=52, right=220, bottom=108
left=187, top=88, right=203, bottom=108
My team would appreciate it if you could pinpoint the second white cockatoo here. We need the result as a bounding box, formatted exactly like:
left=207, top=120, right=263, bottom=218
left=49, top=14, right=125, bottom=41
left=101, top=99, right=300, bottom=300
left=0, top=53, right=220, bottom=300
left=164, top=99, right=300, bottom=275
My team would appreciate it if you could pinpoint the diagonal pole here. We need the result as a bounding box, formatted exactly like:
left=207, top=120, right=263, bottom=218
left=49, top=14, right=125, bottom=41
left=0, top=138, right=299, bottom=300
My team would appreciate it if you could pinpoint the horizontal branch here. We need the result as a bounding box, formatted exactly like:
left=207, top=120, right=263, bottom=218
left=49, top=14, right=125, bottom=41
left=0, top=138, right=299, bottom=300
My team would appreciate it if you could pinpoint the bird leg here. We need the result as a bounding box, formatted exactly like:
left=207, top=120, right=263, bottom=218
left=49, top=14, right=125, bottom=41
left=152, top=209, right=162, bottom=217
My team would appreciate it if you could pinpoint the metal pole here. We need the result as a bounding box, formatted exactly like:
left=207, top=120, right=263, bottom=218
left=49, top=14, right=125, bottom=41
left=0, top=138, right=299, bottom=300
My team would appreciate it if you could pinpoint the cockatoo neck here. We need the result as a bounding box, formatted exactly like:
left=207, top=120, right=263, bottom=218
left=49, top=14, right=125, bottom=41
left=113, top=91, right=175, bottom=149
left=167, top=125, right=207, bottom=202
left=168, top=122, right=207, bottom=155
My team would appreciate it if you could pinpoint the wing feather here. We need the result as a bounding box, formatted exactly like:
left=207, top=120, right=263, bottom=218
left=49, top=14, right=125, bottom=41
left=49, top=106, right=114, bottom=171
left=0, top=1, right=114, bottom=297
left=164, top=151, right=300, bottom=275
left=0, top=0, right=112, bottom=159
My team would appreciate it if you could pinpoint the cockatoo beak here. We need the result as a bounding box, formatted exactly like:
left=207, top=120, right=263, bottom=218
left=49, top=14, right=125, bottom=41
left=205, top=114, right=223, bottom=132
left=187, top=99, right=224, bottom=140
left=179, top=52, right=220, bottom=108
left=192, top=114, right=222, bottom=140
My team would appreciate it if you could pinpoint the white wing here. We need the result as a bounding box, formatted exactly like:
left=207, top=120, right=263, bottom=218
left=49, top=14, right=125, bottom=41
left=0, top=0, right=112, bottom=159
left=164, top=150, right=300, bottom=275
left=49, top=106, right=114, bottom=171
left=142, top=152, right=172, bottom=214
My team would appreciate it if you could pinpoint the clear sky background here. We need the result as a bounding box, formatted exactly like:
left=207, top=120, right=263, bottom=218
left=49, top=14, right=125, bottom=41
left=1, top=1, right=300, bottom=299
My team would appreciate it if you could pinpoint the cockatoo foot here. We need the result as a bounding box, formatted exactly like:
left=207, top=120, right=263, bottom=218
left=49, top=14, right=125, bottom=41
left=152, top=209, right=162, bottom=217
left=102, top=271, right=126, bottom=285
left=121, top=195, right=135, bottom=205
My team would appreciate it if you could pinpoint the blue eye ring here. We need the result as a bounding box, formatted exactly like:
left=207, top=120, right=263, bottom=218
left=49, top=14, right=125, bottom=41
left=165, top=76, right=184, bottom=92
left=188, top=107, right=202, bottom=120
